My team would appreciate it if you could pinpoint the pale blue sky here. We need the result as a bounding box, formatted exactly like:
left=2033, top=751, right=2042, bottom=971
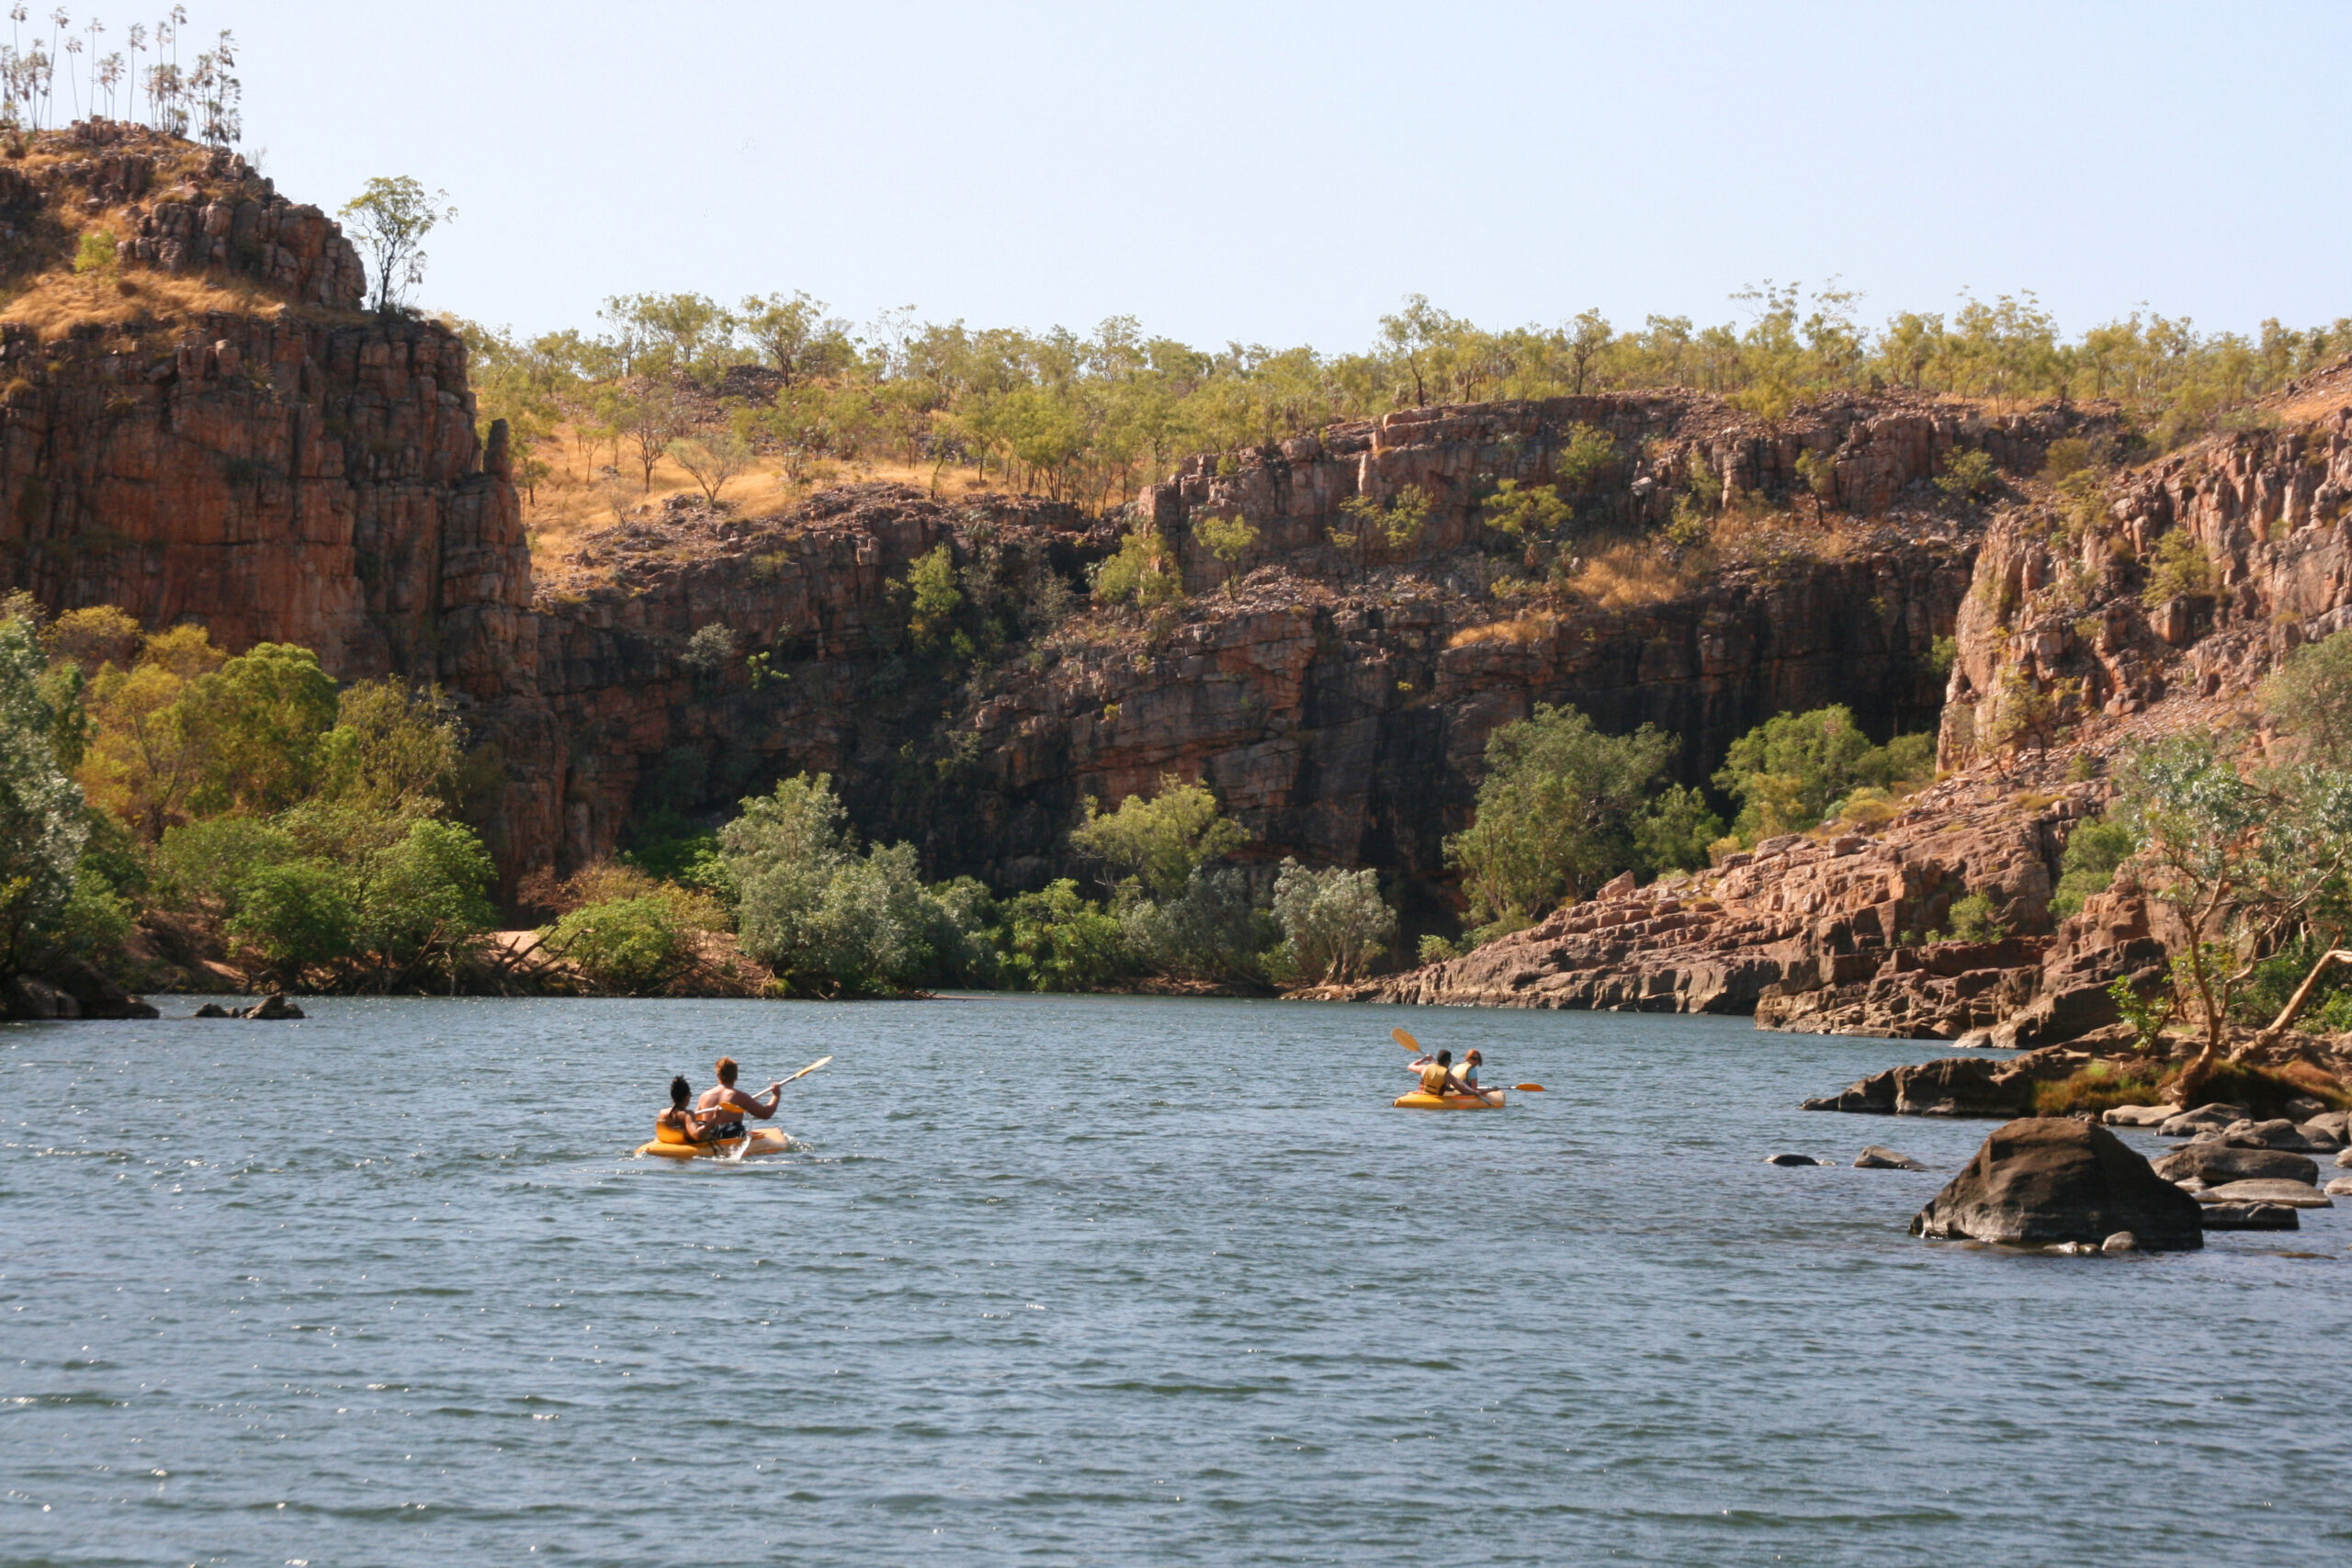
left=172, top=1, right=2352, bottom=347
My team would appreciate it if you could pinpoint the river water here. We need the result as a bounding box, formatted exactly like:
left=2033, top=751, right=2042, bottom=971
left=3, top=995, right=2346, bottom=1565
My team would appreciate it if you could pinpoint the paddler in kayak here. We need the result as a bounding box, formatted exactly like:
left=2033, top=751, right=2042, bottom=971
left=1455, top=1048, right=1504, bottom=1105
left=655, top=1076, right=723, bottom=1143
left=1416, top=1049, right=1472, bottom=1099
left=695, top=1055, right=786, bottom=1140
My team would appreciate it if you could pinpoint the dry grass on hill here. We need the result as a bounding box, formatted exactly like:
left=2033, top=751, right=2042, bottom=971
left=515, top=422, right=999, bottom=570
left=0, top=267, right=312, bottom=339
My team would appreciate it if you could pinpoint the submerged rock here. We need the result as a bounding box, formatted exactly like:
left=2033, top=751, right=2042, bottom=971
left=1855, top=1145, right=1928, bottom=1169
left=2199, top=1201, right=2300, bottom=1231
left=1764, top=1153, right=1823, bottom=1167
left=2101, top=1231, right=2139, bottom=1253
left=2324, top=1178, right=2352, bottom=1197
left=2196, top=1179, right=2332, bottom=1208
left=191, top=1002, right=232, bottom=1018
left=1911, top=1117, right=2203, bottom=1249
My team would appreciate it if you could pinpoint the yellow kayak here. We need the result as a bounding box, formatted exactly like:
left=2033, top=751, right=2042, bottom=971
left=634, top=1127, right=793, bottom=1160
left=1394, top=1089, right=1507, bottom=1110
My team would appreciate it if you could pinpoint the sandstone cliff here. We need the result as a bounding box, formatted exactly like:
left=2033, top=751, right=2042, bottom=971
left=1353, top=361, right=2352, bottom=1044
left=512, top=393, right=2098, bottom=919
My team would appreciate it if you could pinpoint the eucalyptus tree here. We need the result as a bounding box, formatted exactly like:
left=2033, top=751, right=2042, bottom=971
left=340, top=175, right=456, bottom=312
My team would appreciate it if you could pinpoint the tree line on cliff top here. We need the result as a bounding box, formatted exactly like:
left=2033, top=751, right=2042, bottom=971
left=458, top=278, right=2352, bottom=517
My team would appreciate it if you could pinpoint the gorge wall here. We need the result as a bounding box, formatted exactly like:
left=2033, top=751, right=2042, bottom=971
left=513, top=391, right=2103, bottom=920
left=1353, top=358, right=2352, bottom=1038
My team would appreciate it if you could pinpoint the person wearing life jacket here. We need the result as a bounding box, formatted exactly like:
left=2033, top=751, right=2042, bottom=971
left=695, top=1056, right=783, bottom=1141
left=1456, top=1048, right=1501, bottom=1104
left=655, top=1076, right=722, bottom=1144
left=1418, top=1049, right=1470, bottom=1099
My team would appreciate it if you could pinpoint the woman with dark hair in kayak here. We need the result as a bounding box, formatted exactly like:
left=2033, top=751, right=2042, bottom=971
left=655, top=1076, right=721, bottom=1142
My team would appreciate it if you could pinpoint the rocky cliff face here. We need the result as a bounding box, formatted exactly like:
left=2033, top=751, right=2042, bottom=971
left=512, top=394, right=2103, bottom=917
left=1360, top=362, right=2352, bottom=1041
left=1942, top=364, right=2352, bottom=766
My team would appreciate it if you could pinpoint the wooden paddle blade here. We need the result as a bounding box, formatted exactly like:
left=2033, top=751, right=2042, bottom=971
left=1513, top=1083, right=1546, bottom=1092
left=784, top=1055, right=834, bottom=1084
left=1391, top=1026, right=1421, bottom=1053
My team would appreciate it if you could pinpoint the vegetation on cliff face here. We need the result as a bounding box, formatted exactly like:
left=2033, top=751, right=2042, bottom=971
left=1711, top=706, right=1936, bottom=845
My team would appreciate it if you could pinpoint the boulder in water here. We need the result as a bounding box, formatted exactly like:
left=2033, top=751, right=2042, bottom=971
left=2156, top=1104, right=2246, bottom=1137
left=1855, top=1145, right=1927, bottom=1169
left=2101, top=1104, right=2175, bottom=1128
left=2198, top=1201, right=2299, bottom=1231
left=2196, top=1179, right=2331, bottom=1208
left=2153, top=1143, right=2320, bottom=1187
left=1763, top=1152, right=1823, bottom=1167
left=236, top=992, right=306, bottom=1020
left=1911, top=1117, right=2204, bottom=1249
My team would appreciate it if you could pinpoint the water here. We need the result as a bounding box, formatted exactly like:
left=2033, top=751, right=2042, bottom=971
left=4, top=996, right=2348, bottom=1566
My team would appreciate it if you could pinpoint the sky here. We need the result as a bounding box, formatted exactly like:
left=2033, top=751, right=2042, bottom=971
left=90, top=0, right=2352, bottom=350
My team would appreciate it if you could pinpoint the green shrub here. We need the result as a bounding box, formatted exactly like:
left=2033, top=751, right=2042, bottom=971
left=1934, top=447, right=1998, bottom=501
left=1945, top=891, right=2006, bottom=942
left=229, top=860, right=357, bottom=979
left=997, top=878, right=1129, bottom=991
left=1417, top=932, right=1464, bottom=965
left=73, top=228, right=118, bottom=276
left=1272, top=859, right=1395, bottom=984
left=2139, top=528, right=2214, bottom=607
left=1444, top=702, right=1703, bottom=933
left=1070, top=773, right=1247, bottom=904
left=548, top=895, right=693, bottom=994
left=2050, top=815, right=2135, bottom=919
left=1121, top=866, right=1272, bottom=982
left=60, top=862, right=135, bottom=962
left=356, top=818, right=497, bottom=973
left=0, top=612, right=86, bottom=966
left=2260, top=627, right=2352, bottom=767
left=1091, top=527, right=1182, bottom=609
left=157, top=817, right=300, bottom=913
left=1714, top=706, right=1934, bottom=843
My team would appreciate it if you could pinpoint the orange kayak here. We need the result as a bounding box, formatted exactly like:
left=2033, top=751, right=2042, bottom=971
left=1394, top=1089, right=1507, bottom=1110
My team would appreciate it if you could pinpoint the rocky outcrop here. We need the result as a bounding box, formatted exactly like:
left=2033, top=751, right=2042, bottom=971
left=1940, top=360, right=2352, bottom=767
left=1910, top=1117, right=2204, bottom=1248
left=2, top=954, right=159, bottom=1020
left=1351, top=771, right=2100, bottom=1029
left=1146, top=392, right=2105, bottom=592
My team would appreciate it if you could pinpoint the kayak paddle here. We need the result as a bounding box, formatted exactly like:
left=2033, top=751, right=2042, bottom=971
left=780, top=1055, right=832, bottom=1086
left=1514, top=1083, right=1546, bottom=1092
left=1392, top=1026, right=1421, bottom=1052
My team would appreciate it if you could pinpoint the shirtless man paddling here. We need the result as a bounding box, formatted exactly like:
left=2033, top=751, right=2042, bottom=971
left=695, top=1056, right=784, bottom=1140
